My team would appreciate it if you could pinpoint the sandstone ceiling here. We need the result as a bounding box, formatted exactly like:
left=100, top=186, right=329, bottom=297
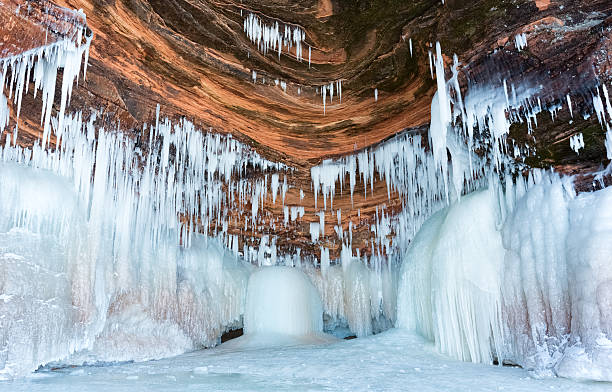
left=1, top=0, right=611, bottom=259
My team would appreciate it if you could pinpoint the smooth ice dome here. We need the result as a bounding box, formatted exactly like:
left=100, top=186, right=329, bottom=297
left=244, top=266, right=324, bottom=336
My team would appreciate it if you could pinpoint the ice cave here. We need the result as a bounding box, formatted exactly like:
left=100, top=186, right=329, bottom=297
left=0, top=0, right=611, bottom=390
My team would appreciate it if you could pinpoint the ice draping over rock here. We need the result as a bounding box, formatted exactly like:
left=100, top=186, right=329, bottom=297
left=0, top=34, right=292, bottom=373
left=0, top=9, right=92, bottom=148
left=398, top=171, right=612, bottom=381
left=0, top=34, right=385, bottom=375
left=300, top=41, right=612, bottom=381
left=243, top=12, right=306, bottom=62
left=307, top=41, right=576, bottom=258
left=2, top=2, right=612, bottom=380
left=0, top=154, right=253, bottom=378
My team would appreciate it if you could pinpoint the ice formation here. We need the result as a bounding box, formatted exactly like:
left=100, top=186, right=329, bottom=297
left=320, top=80, right=342, bottom=114
left=0, top=145, right=258, bottom=368
left=397, top=188, right=506, bottom=363
left=1, top=0, right=612, bottom=382
left=243, top=12, right=306, bottom=62
left=593, top=84, right=612, bottom=159
left=0, top=25, right=393, bottom=374
left=397, top=172, right=612, bottom=380
left=0, top=34, right=293, bottom=374
left=244, top=267, right=324, bottom=336
left=0, top=154, right=256, bottom=377
left=0, top=8, right=92, bottom=147
left=515, top=33, right=528, bottom=51
left=304, top=255, right=398, bottom=337
left=569, top=133, right=584, bottom=154
left=388, top=40, right=612, bottom=381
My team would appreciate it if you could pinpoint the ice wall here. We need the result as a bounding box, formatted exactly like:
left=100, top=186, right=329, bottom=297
left=0, top=156, right=252, bottom=377
left=397, top=188, right=505, bottom=364
left=398, top=173, right=612, bottom=381
left=304, top=256, right=398, bottom=338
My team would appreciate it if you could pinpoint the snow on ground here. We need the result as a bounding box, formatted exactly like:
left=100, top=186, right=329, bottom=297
left=2, top=329, right=610, bottom=392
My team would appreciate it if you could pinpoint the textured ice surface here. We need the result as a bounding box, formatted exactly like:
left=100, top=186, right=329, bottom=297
left=303, top=255, right=397, bottom=338
left=397, top=188, right=505, bottom=364
left=398, top=174, right=612, bottom=380
left=1, top=329, right=609, bottom=392
left=0, top=163, right=251, bottom=378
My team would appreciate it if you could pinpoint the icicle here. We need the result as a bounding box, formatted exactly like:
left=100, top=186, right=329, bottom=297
left=322, top=84, right=327, bottom=114
left=569, top=133, right=584, bottom=154
left=308, top=46, right=312, bottom=68
left=514, top=33, right=527, bottom=51
left=429, top=42, right=451, bottom=193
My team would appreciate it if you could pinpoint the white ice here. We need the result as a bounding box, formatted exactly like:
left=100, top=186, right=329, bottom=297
left=398, top=173, right=612, bottom=381
left=1, top=329, right=609, bottom=392
left=243, top=267, right=326, bottom=338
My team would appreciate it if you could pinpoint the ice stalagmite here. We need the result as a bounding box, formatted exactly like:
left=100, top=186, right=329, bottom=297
left=244, top=267, right=324, bottom=337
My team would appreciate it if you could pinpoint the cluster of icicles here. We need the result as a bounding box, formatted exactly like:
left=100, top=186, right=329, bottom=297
left=0, top=10, right=401, bottom=377
left=243, top=12, right=307, bottom=62
left=0, top=11, right=91, bottom=148
left=243, top=12, right=349, bottom=115
left=305, top=40, right=612, bottom=381
left=2, top=2, right=612, bottom=383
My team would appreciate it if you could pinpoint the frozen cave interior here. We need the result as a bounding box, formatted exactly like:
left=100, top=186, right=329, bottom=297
left=0, top=0, right=612, bottom=387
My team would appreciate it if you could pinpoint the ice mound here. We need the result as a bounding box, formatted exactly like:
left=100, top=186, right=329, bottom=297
left=398, top=175, right=612, bottom=381
left=244, top=266, right=324, bottom=336
left=0, top=165, right=92, bottom=379
left=397, top=188, right=505, bottom=363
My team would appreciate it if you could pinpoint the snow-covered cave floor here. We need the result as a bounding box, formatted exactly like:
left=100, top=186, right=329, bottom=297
left=2, top=329, right=610, bottom=392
